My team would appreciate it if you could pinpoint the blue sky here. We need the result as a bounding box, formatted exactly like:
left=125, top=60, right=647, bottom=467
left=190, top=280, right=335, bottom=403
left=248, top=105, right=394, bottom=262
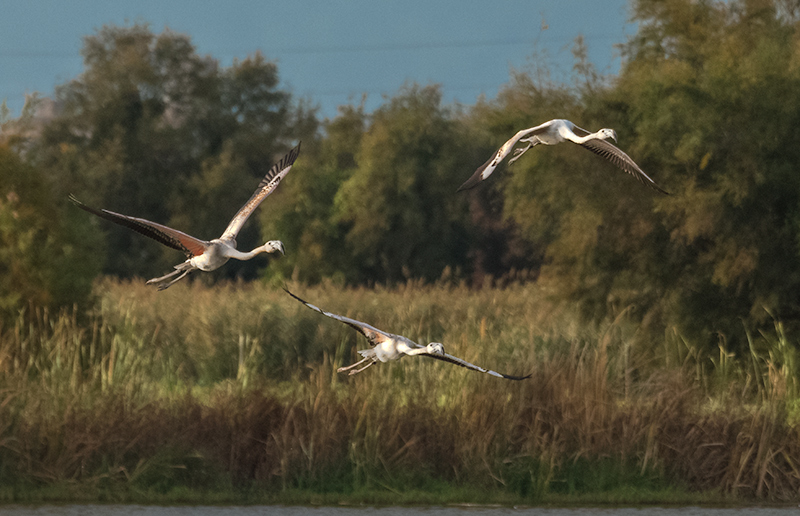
left=2, top=0, right=634, bottom=120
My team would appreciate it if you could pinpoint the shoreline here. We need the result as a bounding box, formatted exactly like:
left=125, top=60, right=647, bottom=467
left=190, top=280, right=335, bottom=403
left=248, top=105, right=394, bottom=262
left=0, top=483, right=747, bottom=507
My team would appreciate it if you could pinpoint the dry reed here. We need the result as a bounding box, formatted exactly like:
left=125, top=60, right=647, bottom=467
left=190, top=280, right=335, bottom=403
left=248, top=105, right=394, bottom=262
left=1, top=278, right=799, bottom=501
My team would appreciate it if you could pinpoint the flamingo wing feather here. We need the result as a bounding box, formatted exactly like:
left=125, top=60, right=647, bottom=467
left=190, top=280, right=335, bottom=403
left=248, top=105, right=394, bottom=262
left=423, top=352, right=531, bottom=380
left=578, top=139, right=669, bottom=194
left=283, top=288, right=390, bottom=347
left=69, top=195, right=207, bottom=257
left=221, top=143, right=301, bottom=241
left=457, top=123, right=553, bottom=191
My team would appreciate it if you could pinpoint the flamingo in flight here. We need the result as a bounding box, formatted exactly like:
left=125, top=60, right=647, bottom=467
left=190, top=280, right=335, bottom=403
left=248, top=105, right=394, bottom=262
left=457, top=119, right=668, bottom=194
left=284, top=288, right=530, bottom=380
left=70, top=143, right=300, bottom=290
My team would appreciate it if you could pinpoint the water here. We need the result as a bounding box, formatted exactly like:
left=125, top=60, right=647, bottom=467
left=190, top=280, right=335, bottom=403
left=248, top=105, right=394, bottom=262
left=0, top=506, right=797, bottom=516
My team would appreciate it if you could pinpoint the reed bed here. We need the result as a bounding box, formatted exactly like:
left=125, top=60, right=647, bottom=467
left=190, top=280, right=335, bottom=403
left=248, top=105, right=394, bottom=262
left=1, top=278, right=799, bottom=503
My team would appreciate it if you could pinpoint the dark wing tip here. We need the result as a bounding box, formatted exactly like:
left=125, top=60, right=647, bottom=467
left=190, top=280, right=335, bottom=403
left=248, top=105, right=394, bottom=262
left=283, top=286, right=306, bottom=304
left=633, top=168, right=670, bottom=195
left=68, top=193, right=86, bottom=208
left=264, top=143, right=302, bottom=181
left=456, top=176, right=480, bottom=192
left=651, top=182, right=670, bottom=195
left=579, top=139, right=670, bottom=195
left=283, top=286, right=326, bottom=316
left=503, top=372, right=532, bottom=381
left=278, top=142, right=301, bottom=172
left=254, top=142, right=302, bottom=189
left=286, top=141, right=301, bottom=166
left=457, top=157, right=492, bottom=192
left=68, top=194, right=104, bottom=217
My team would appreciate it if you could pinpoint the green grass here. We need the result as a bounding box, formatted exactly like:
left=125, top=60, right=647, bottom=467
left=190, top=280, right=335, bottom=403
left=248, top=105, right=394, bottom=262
left=1, top=278, right=800, bottom=505
left=0, top=480, right=724, bottom=507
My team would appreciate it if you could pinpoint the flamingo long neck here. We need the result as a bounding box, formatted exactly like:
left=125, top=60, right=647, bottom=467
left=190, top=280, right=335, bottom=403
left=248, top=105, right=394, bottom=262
left=570, top=131, right=604, bottom=144
left=567, top=129, right=608, bottom=145
left=403, top=344, right=433, bottom=356
left=224, top=245, right=266, bottom=261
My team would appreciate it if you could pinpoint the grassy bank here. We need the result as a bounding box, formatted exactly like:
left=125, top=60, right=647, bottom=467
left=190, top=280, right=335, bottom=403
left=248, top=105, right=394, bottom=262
left=0, top=278, right=799, bottom=504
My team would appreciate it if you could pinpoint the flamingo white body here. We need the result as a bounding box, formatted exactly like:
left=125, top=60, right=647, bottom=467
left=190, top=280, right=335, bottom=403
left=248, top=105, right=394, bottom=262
left=285, top=288, right=530, bottom=380
left=457, top=119, right=668, bottom=194
left=71, top=143, right=300, bottom=290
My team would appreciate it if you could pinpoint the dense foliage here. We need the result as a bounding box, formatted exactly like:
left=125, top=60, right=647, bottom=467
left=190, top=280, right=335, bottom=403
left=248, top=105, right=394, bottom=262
left=610, top=0, right=800, bottom=344
left=0, top=144, right=101, bottom=318
left=24, top=23, right=317, bottom=282
left=269, top=0, right=800, bottom=347
left=3, top=1, right=800, bottom=348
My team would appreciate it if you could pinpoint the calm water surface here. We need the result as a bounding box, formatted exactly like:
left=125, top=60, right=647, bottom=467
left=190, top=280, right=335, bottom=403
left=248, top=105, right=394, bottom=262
left=1, top=506, right=798, bottom=516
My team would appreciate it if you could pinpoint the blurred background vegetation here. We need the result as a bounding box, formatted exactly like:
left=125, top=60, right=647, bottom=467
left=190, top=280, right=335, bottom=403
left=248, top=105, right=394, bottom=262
left=3, top=0, right=800, bottom=501
left=5, top=0, right=800, bottom=351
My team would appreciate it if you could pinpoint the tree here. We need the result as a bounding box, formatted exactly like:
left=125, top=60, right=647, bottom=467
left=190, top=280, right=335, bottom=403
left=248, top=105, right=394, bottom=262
left=0, top=144, right=101, bottom=320
left=31, top=23, right=314, bottom=281
left=332, top=85, right=472, bottom=284
left=259, top=86, right=477, bottom=285
left=605, top=0, right=800, bottom=343
left=492, top=0, right=800, bottom=346
left=258, top=103, right=365, bottom=284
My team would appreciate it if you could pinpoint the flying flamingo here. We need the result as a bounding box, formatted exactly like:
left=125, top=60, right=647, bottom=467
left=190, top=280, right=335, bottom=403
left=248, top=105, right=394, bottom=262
left=457, top=119, right=668, bottom=194
left=70, top=143, right=300, bottom=290
left=284, top=288, right=530, bottom=380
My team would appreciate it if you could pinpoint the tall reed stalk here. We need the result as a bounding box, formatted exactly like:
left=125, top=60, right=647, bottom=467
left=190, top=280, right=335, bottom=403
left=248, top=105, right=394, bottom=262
left=1, top=278, right=799, bottom=502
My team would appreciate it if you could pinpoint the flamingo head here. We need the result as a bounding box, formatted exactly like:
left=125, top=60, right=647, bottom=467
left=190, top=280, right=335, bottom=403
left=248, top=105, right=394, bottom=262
left=426, top=342, right=445, bottom=356
left=264, top=240, right=285, bottom=255
left=597, top=128, right=617, bottom=142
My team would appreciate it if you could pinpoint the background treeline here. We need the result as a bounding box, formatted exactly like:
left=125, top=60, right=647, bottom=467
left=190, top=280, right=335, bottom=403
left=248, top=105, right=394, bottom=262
left=4, top=0, right=800, bottom=349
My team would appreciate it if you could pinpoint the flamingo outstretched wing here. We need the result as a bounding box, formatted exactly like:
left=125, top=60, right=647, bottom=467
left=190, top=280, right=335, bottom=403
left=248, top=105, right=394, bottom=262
left=457, top=125, right=550, bottom=191
left=422, top=351, right=531, bottom=381
left=69, top=195, right=208, bottom=257
left=221, top=143, right=301, bottom=242
left=283, top=288, right=390, bottom=347
left=577, top=138, right=668, bottom=194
